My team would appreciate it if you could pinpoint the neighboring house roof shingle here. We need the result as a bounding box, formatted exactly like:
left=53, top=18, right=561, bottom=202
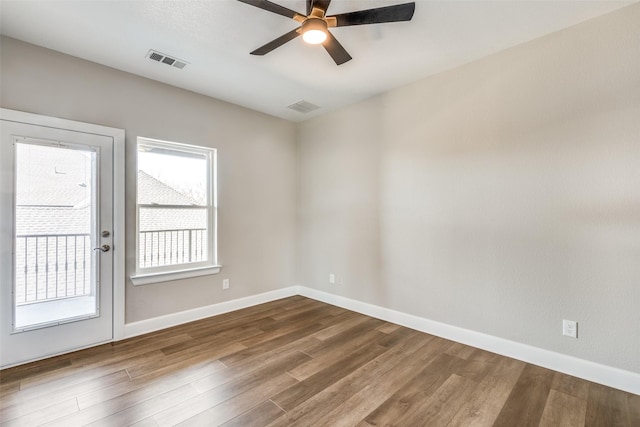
left=139, top=208, right=206, bottom=232
left=137, top=170, right=199, bottom=205
left=16, top=206, right=90, bottom=235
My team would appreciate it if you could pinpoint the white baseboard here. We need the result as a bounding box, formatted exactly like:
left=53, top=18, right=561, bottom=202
left=121, top=284, right=639, bottom=395
left=297, top=286, right=640, bottom=396
left=123, top=287, right=298, bottom=339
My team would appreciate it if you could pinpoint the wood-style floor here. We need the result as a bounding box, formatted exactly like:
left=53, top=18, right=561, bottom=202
left=1, top=296, right=638, bottom=426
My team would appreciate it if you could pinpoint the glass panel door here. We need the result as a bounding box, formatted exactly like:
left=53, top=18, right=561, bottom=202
left=1, top=115, right=114, bottom=368
left=14, top=141, right=99, bottom=330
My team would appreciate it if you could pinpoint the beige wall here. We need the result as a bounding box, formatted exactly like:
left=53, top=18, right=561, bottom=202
left=1, top=37, right=297, bottom=323
left=297, top=4, right=640, bottom=373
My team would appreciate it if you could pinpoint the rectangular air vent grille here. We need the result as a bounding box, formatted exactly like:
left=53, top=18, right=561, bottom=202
left=147, top=50, right=189, bottom=70
left=287, top=100, right=320, bottom=114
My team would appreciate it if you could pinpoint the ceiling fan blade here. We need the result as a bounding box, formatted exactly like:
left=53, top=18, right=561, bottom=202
left=250, top=28, right=301, bottom=55
left=323, top=31, right=352, bottom=65
left=306, top=0, right=312, bottom=15
left=330, top=2, right=415, bottom=27
left=311, top=0, right=332, bottom=14
left=237, top=0, right=299, bottom=19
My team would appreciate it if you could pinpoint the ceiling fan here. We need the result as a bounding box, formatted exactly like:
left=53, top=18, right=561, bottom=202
left=238, top=0, right=416, bottom=65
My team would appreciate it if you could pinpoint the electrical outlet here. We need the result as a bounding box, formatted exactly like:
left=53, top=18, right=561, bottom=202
left=222, top=279, right=230, bottom=290
left=329, top=273, right=336, bottom=284
left=563, top=319, right=577, bottom=338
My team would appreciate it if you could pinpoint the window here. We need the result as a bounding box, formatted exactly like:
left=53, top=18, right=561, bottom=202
left=131, top=137, right=218, bottom=285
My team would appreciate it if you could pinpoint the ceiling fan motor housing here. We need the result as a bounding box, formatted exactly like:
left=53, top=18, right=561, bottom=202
left=301, top=18, right=329, bottom=44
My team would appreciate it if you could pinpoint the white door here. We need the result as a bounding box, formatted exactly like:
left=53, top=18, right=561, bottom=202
left=1, top=117, right=115, bottom=367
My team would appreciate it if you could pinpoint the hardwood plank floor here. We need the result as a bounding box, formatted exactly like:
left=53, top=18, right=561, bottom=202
left=0, top=296, right=637, bottom=426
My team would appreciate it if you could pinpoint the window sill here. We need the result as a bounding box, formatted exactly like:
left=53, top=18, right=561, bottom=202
left=130, top=265, right=222, bottom=286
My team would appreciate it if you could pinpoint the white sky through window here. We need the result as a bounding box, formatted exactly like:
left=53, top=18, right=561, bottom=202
left=138, top=151, right=207, bottom=205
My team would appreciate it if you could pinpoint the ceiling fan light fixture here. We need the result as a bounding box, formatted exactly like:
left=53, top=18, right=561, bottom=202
left=302, top=18, right=328, bottom=44
left=240, top=0, right=416, bottom=65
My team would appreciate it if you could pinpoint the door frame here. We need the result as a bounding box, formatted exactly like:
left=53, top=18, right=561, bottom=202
left=0, top=108, right=125, bottom=363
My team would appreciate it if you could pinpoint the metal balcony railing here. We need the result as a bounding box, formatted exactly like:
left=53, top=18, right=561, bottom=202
left=14, top=229, right=208, bottom=305
left=139, top=228, right=207, bottom=269
left=15, top=233, right=92, bottom=305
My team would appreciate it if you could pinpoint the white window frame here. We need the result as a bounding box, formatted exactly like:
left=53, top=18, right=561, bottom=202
left=130, top=137, right=219, bottom=286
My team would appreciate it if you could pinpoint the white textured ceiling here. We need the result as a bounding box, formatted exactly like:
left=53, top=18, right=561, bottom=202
left=0, top=0, right=635, bottom=121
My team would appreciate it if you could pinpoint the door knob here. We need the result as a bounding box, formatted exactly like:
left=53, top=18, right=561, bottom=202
left=94, top=244, right=111, bottom=252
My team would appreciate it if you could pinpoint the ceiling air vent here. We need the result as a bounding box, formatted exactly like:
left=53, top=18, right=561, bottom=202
left=146, top=50, right=189, bottom=70
left=287, top=100, right=320, bottom=114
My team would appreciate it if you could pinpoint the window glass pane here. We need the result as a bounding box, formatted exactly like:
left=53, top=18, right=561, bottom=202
left=136, top=138, right=215, bottom=274
left=138, top=146, right=207, bottom=206
left=139, top=207, right=207, bottom=232
left=14, top=142, right=98, bottom=328
left=138, top=208, right=208, bottom=268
